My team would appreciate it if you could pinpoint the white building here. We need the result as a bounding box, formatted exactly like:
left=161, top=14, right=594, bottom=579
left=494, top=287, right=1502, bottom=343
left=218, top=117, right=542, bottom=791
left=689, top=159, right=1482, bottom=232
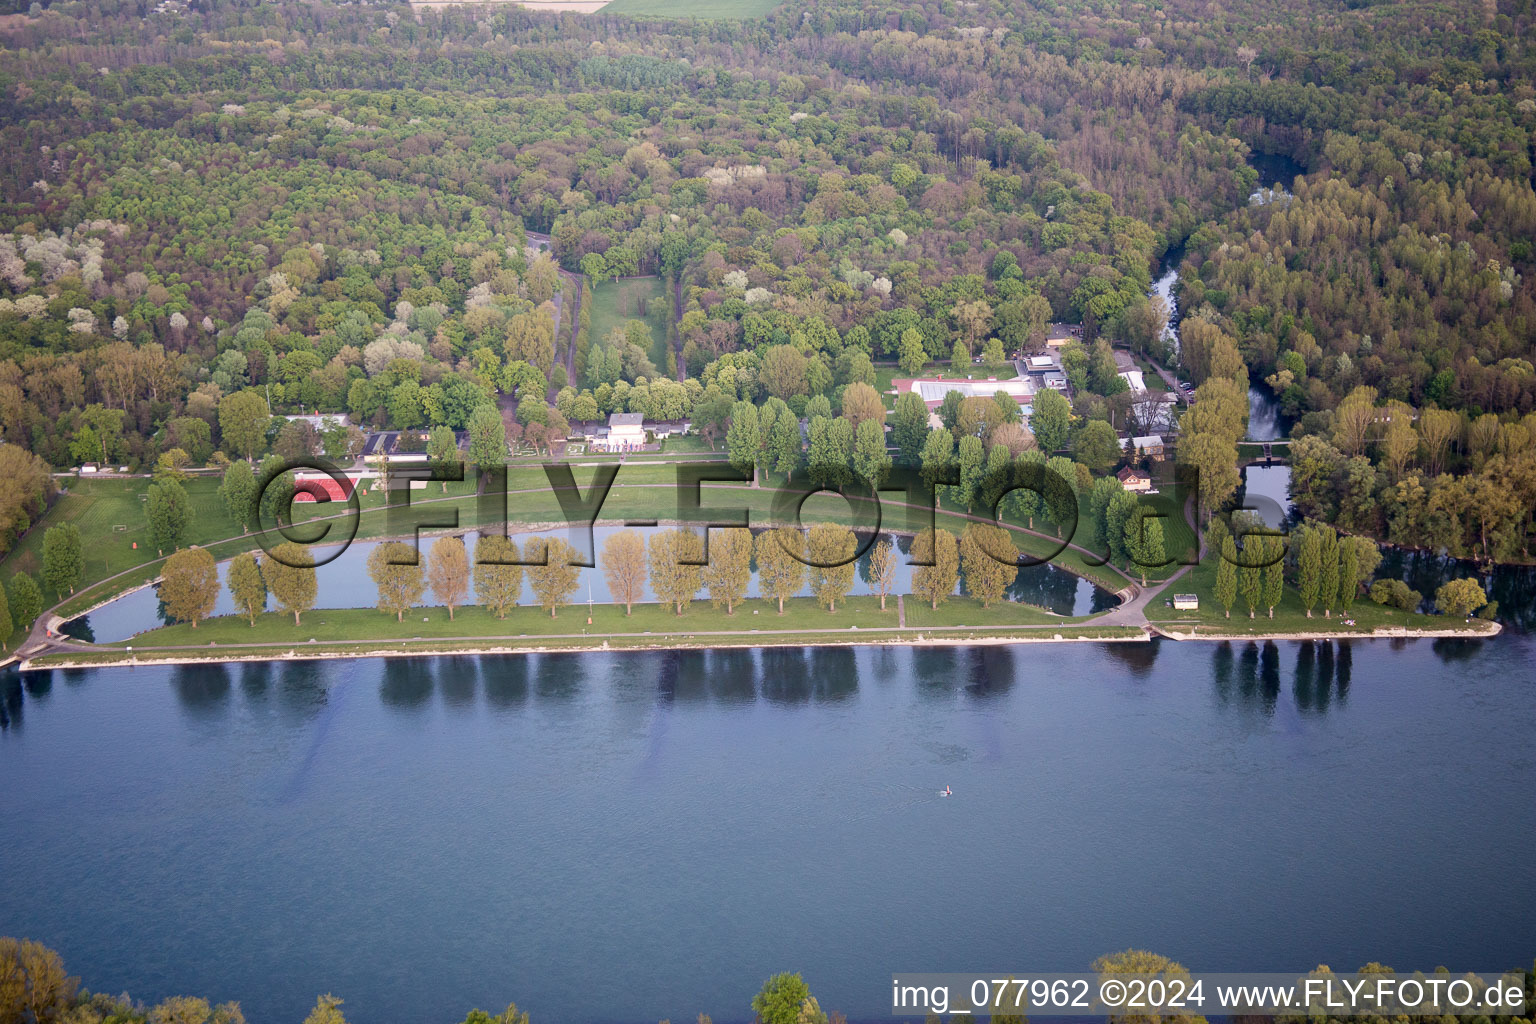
left=897, top=376, right=1036, bottom=410
left=604, top=412, right=646, bottom=451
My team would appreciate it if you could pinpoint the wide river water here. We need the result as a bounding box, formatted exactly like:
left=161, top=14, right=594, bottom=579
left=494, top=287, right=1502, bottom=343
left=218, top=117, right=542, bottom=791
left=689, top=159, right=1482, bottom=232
left=3, top=633, right=1535, bottom=1023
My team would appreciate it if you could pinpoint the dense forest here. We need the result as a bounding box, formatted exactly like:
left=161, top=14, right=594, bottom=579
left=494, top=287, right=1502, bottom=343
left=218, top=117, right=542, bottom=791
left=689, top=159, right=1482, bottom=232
left=1, top=0, right=1534, bottom=561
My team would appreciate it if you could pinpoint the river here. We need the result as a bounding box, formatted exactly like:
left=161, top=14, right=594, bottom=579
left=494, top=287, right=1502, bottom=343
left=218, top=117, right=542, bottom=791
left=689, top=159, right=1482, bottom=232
left=2, top=633, right=1535, bottom=1024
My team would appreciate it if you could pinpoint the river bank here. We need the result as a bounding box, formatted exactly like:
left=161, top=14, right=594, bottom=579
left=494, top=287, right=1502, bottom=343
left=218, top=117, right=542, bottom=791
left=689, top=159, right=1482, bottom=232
left=18, top=614, right=1502, bottom=673
left=22, top=624, right=1151, bottom=670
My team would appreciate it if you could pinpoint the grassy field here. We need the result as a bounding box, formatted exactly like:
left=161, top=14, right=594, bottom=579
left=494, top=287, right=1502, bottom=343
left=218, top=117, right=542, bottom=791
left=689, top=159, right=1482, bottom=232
left=586, top=276, right=671, bottom=372
left=601, top=0, right=781, bottom=18
left=1143, top=554, right=1492, bottom=637
left=84, top=592, right=1109, bottom=653
left=3, top=462, right=1144, bottom=650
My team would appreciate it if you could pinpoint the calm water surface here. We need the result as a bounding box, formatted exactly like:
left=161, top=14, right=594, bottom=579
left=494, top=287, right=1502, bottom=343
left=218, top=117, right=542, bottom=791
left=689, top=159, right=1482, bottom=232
left=63, top=528, right=1113, bottom=643
left=3, top=636, right=1534, bottom=1023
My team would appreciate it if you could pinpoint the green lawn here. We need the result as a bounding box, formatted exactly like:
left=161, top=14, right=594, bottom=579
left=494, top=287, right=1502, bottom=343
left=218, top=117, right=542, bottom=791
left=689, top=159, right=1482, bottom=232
left=1133, top=355, right=1171, bottom=392
left=586, top=276, right=670, bottom=372
left=602, top=0, right=781, bottom=18
left=100, top=595, right=903, bottom=648
left=902, top=597, right=1076, bottom=630
left=5, top=464, right=1141, bottom=649
left=1144, top=553, right=1494, bottom=637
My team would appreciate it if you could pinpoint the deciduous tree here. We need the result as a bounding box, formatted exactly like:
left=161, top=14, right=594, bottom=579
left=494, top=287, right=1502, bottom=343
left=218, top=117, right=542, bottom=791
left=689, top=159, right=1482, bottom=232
left=265, top=541, right=317, bottom=625
left=1435, top=578, right=1488, bottom=617
left=41, top=523, right=83, bottom=597
left=7, top=571, right=42, bottom=632
left=911, top=528, right=960, bottom=608
left=806, top=522, right=856, bottom=611
left=160, top=546, right=218, bottom=627
left=864, top=538, right=896, bottom=610
left=218, top=390, right=271, bottom=462
left=526, top=536, right=580, bottom=617
left=474, top=535, right=523, bottom=619
left=146, top=479, right=193, bottom=554
left=702, top=527, right=753, bottom=613
left=649, top=528, right=705, bottom=614
left=219, top=459, right=257, bottom=533
left=1215, top=535, right=1238, bottom=617
left=755, top=527, right=805, bottom=613
left=226, top=551, right=266, bottom=625
left=369, top=541, right=426, bottom=621
left=601, top=530, right=647, bottom=614
left=960, top=523, right=1016, bottom=607
left=427, top=536, right=470, bottom=619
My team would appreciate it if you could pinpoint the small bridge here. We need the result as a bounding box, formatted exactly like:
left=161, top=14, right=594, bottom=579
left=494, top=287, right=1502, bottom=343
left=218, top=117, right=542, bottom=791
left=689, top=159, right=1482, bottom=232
left=1239, top=439, right=1291, bottom=466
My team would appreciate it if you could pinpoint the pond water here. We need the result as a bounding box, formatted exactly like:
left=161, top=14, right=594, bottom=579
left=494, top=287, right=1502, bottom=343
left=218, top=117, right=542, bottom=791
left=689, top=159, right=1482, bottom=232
left=1238, top=465, right=1294, bottom=530
left=62, top=526, right=1116, bottom=643
left=1248, top=150, right=1306, bottom=205
left=1245, top=385, right=1290, bottom=442
left=2, top=635, right=1533, bottom=1024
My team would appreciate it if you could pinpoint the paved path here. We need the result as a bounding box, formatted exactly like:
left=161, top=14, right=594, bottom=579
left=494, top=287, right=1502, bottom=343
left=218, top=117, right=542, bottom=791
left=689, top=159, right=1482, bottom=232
left=1144, top=355, right=1190, bottom=405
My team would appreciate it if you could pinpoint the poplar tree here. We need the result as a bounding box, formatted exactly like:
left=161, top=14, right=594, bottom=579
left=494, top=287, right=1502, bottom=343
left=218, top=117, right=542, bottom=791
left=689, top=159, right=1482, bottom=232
left=864, top=539, right=896, bottom=610
left=1215, top=536, right=1238, bottom=617
left=368, top=541, right=426, bottom=621
left=765, top=412, right=802, bottom=478
left=601, top=530, right=646, bottom=615
left=852, top=419, right=892, bottom=488
left=426, top=536, right=470, bottom=619
left=960, top=523, right=1017, bottom=608
left=219, top=459, right=257, bottom=533
left=702, top=527, right=753, bottom=614
left=41, top=524, right=83, bottom=598
left=7, top=572, right=42, bottom=633
left=911, top=528, right=960, bottom=609
left=726, top=401, right=760, bottom=477
left=1337, top=541, right=1359, bottom=613
left=0, top=584, right=10, bottom=649
left=426, top=426, right=460, bottom=493
left=146, top=480, right=192, bottom=555
left=161, top=546, right=218, bottom=627
left=1239, top=538, right=1262, bottom=618
left=1297, top=526, right=1322, bottom=617
left=526, top=536, right=580, bottom=617
left=956, top=435, right=985, bottom=511
left=265, top=541, right=317, bottom=625
left=1319, top=528, right=1340, bottom=617
left=1263, top=534, right=1285, bottom=618
left=648, top=528, right=704, bottom=614
left=474, top=535, right=523, bottom=619
left=755, top=528, right=805, bottom=613
left=1009, top=450, right=1046, bottom=529
left=226, top=551, right=267, bottom=625
left=806, top=522, right=856, bottom=611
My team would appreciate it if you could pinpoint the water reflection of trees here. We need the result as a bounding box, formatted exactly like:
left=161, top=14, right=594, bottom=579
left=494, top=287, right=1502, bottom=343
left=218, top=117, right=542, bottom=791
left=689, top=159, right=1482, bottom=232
left=962, top=646, right=1014, bottom=697
left=438, top=656, right=479, bottom=709
left=381, top=657, right=434, bottom=709
left=173, top=662, right=231, bottom=716
left=534, top=653, right=584, bottom=701
left=482, top=657, right=529, bottom=708
left=1214, top=640, right=1359, bottom=713
left=0, top=665, right=26, bottom=730
left=1099, top=639, right=1160, bottom=677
